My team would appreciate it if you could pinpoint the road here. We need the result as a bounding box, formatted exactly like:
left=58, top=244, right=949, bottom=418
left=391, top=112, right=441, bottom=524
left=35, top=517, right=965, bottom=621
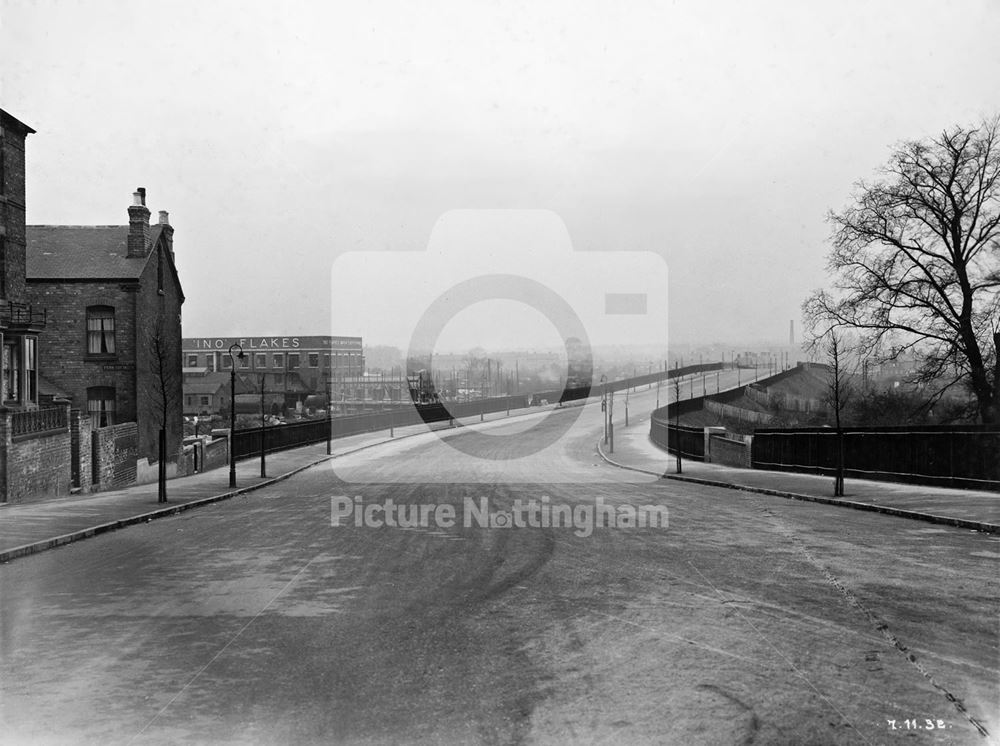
left=1, top=384, right=998, bottom=744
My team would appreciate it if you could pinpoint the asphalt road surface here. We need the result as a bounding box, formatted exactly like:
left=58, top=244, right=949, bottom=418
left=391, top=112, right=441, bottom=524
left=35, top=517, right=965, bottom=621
left=1, top=387, right=998, bottom=745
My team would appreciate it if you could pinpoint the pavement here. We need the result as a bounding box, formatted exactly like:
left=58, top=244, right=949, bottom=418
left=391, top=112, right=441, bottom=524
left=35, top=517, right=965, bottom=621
left=599, top=413, right=1000, bottom=534
left=4, top=394, right=999, bottom=566
left=0, top=414, right=498, bottom=563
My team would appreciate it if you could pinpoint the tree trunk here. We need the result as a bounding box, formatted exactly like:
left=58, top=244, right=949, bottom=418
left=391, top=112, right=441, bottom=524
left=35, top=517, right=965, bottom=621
left=157, top=428, right=167, bottom=503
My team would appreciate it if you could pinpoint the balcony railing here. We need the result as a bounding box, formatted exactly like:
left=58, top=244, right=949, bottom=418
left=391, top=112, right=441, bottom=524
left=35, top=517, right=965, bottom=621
left=11, top=406, right=67, bottom=437
left=0, top=301, right=47, bottom=328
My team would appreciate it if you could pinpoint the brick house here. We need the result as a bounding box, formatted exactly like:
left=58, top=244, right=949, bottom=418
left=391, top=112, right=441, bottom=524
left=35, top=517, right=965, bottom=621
left=0, top=108, right=73, bottom=503
left=1, top=109, right=46, bottom=407
left=25, top=189, right=185, bottom=465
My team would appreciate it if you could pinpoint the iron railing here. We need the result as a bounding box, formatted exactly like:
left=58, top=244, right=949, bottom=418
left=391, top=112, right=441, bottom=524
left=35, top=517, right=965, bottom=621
left=11, top=406, right=67, bottom=437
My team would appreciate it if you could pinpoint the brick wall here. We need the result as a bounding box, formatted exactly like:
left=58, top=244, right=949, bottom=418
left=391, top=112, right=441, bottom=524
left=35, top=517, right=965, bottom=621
left=0, top=405, right=72, bottom=503
left=25, top=280, right=139, bottom=425
left=134, top=241, right=184, bottom=464
left=708, top=434, right=752, bottom=468
left=92, top=421, right=138, bottom=489
left=1, top=115, right=29, bottom=302
left=69, top=408, right=93, bottom=492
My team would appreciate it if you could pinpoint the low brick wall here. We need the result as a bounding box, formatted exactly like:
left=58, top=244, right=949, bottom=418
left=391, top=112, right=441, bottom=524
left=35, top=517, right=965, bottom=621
left=203, top=437, right=229, bottom=472
left=4, top=429, right=73, bottom=503
left=708, top=434, right=752, bottom=468
left=92, top=422, right=138, bottom=489
left=0, top=405, right=74, bottom=503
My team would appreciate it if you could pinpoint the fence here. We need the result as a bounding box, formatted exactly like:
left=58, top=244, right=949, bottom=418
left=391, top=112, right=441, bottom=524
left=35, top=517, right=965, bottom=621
left=752, top=426, right=1000, bottom=490
left=10, top=406, right=68, bottom=437
left=704, top=399, right=774, bottom=425
left=231, top=364, right=726, bottom=461
left=649, top=417, right=706, bottom=460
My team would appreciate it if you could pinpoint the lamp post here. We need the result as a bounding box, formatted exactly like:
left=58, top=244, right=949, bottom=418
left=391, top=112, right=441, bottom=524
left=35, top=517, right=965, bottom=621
left=259, top=373, right=267, bottom=478
left=600, top=374, right=608, bottom=443
left=228, top=343, right=244, bottom=488
left=327, top=377, right=333, bottom=454
left=609, top=388, right=615, bottom=453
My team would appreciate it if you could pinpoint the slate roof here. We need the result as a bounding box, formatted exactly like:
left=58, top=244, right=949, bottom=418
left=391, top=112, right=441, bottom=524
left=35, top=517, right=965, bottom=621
left=183, top=380, right=228, bottom=395
left=26, top=224, right=164, bottom=280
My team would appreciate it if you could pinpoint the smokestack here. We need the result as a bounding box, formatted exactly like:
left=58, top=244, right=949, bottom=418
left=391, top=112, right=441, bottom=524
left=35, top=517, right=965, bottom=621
left=127, top=187, right=151, bottom=257
left=789, top=320, right=795, bottom=346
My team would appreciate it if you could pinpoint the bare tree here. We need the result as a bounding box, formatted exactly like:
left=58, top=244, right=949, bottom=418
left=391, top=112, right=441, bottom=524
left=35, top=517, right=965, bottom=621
left=146, top=318, right=182, bottom=502
left=804, top=116, right=1000, bottom=423
left=821, top=333, right=855, bottom=497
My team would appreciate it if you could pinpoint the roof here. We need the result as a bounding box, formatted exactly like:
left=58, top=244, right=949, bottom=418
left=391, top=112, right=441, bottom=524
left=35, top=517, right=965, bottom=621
left=0, top=109, right=35, bottom=135
left=183, top=380, right=228, bottom=395
left=25, top=225, right=164, bottom=280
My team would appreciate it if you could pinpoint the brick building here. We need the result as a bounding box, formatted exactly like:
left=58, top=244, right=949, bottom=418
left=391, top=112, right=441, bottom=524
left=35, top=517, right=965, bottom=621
left=182, top=335, right=363, bottom=412
left=25, top=189, right=185, bottom=463
left=1, top=109, right=46, bottom=408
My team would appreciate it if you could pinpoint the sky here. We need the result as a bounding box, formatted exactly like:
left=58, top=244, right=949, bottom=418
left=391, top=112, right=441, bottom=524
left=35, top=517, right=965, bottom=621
left=3, top=0, right=999, bottom=353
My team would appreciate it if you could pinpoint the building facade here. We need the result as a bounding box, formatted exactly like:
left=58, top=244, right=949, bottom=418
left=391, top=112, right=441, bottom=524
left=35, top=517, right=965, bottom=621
left=182, top=335, right=364, bottom=411
left=1, top=109, right=46, bottom=409
left=25, top=189, right=185, bottom=463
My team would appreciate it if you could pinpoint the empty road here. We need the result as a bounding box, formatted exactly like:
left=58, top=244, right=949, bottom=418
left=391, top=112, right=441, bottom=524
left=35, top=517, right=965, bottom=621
left=1, top=388, right=997, bottom=744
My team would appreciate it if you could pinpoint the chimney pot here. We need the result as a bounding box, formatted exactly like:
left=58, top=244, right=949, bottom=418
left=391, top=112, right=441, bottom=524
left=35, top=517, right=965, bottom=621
left=137, top=187, right=146, bottom=206
left=132, top=191, right=143, bottom=206
left=159, top=210, right=169, bottom=225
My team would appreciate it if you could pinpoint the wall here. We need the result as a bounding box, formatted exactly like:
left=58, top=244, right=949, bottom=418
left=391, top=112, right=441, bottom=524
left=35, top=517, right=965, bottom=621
left=708, top=433, right=752, bottom=468
left=1, top=112, right=30, bottom=302
left=0, top=405, right=72, bottom=503
left=92, top=421, right=138, bottom=489
left=69, top=408, right=92, bottom=492
left=134, top=238, right=184, bottom=464
left=26, top=279, right=139, bottom=429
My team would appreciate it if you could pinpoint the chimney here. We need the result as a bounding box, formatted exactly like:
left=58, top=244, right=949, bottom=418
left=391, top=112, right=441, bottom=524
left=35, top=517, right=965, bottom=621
left=158, top=210, right=174, bottom=261
left=127, top=187, right=151, bottom=258
left=789, top=320, right=795, bottom=346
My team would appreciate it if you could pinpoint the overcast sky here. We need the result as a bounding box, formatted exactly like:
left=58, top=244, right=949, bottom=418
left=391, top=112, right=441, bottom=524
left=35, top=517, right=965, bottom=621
left=3, top=0, right=999, bottom=352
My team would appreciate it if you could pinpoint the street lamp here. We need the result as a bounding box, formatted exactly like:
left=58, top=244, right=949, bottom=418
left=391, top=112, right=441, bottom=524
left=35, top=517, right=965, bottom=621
left=259, top=373, right=267, bottom=478
left=600, top=374, right=608, bottom=443
left=228, top=343, right=244, bottom=488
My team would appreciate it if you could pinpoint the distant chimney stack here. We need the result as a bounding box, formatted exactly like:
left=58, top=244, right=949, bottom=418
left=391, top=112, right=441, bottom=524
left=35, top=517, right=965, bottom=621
left=158, top=210, right=169, bottom=225
left=127, top=187, right=151, bottom=257
left=789, top=320, right=795, bottom=346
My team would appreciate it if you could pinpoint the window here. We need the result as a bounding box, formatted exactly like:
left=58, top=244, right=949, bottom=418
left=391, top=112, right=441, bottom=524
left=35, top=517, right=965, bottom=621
left=221, top=355, right=232, bottom=370
left=273, top=353, right=284, bottom=368
left=288, top=353, right=300, bottom=369
left=86, top=306, right=116, bottom=355
left=187, top=354, right=198, bottom=367
left=2, top=342, right=19, bottom=402
left=206, top=355, right=215, bottom=372
left=200, top=396, right=210, bottom=406
left=87, top=386, right=116, bottom=428
left=309, top=353, right=319, bottom=368
left=239, top=355, right=250, bottom=369
left=25, top=337, right=36, bottom=402
left=255, top=353, right=267, bottom=369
